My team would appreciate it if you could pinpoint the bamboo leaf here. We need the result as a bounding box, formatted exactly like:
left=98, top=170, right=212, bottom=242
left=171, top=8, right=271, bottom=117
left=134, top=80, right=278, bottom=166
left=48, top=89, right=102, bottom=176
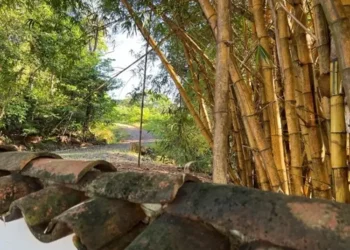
left=255, top=45, right=274, bottom=66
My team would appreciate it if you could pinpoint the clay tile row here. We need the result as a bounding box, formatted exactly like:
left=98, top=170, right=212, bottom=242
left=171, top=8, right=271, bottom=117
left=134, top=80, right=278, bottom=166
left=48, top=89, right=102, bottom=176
left=0, top=150, right=202, bottom=250
left=2, top=149, right=350, bottom=249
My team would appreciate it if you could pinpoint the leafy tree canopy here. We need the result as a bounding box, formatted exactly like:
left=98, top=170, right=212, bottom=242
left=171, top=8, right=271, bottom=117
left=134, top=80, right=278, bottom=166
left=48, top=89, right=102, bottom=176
left=0, top=0, right=121, bottom=138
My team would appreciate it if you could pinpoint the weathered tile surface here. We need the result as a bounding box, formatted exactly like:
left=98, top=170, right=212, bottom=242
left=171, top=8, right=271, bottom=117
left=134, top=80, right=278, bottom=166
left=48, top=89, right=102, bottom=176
left=0, top=151, right=60, bottom=172
left=1, top=148, right=350, bottom=250
left=87, top=171, right=198, bottom=204
left=22, top=158, right=116, bottom=184
left=126, top=214, right=230, bottom=250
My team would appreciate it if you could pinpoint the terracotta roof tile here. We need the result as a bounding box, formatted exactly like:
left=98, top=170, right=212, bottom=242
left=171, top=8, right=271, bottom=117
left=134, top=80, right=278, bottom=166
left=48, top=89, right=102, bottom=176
left=0, top=174, right=40, bottom=214
left=126, top=214, right=230, bottom=250
left=4, top=186, right=86, bottom=225
left=1, top=148, right=350, bottom=250
left=0, top=151, right=61, bottom=172
left=87, top=171, right=198, bottom=204
left=99, top=223, right=146, bottom=250
left=22, top=158, right=116, bottom=184
left=48, top=197, right=145, bottom=250
left=166, top=182, right=350, bottom=249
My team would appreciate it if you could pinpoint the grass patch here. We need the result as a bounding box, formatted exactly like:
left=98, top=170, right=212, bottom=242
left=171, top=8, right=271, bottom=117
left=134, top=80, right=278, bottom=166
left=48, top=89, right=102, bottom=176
left=91, top=123, right=130, bottom=144
left=114, top=124, right=129, bottom=141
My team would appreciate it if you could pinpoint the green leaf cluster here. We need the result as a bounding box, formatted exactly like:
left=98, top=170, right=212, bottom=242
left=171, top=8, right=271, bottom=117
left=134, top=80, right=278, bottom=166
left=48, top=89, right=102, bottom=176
left=0, top=1, right=121, bottom=139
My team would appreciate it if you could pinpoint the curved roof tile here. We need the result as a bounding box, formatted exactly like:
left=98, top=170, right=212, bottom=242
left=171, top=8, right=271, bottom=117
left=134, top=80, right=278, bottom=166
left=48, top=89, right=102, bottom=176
left=126, top=214, right=230, bottom=250
left=0, top=174, right=40, bottom=214
left=21, top=158, right=116, bottom=184
left=1, top=148, right=350, bottom=250
left=87, top=172, right=199, bottom=204
left=4, top=186, right=86, bottom=226
left=48, top=197, right=145, bottom=250
left=0, top=151, right=61, bottom=172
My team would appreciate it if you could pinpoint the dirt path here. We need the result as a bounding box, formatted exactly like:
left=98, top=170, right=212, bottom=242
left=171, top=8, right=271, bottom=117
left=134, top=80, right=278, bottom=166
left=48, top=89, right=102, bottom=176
left=117, top=123, right=155, bottom=142
left=56, top=123, right=155, bottom=158
left=54, top=124, right=210, bottom=182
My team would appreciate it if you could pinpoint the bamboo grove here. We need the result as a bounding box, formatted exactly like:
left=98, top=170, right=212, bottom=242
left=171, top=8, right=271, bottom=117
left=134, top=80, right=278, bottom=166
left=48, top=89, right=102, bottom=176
left=5, top=0, right=350, bottom=201
left=114, top=0, right=350, bottom=202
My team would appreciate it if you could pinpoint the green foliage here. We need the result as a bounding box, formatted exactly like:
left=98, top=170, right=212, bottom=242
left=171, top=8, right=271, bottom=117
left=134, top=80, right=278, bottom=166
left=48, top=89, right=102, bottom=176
left=149, top=106, right=211, bottom=172
left=111, top=91, right=171, bottom=126
left=91, top=123, right=116, bottom=144
left=1, top=0, right=214, bottom=173
left=111, top=93, right=211, bottom=171
left=0, top=1, right=121, bottom=139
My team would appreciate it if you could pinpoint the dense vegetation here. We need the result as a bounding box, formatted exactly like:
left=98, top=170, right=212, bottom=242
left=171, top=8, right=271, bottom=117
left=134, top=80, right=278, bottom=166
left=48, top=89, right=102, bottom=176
left=0, top=1, right=120, bottom=141
left=3, top=0, right=350, bottom=202
left=96, top=94, right=211, bottom=171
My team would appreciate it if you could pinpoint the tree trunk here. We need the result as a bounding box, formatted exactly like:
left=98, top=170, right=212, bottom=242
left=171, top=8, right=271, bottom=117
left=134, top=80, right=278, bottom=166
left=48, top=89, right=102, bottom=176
left=212, top=0, right=230, bottom=184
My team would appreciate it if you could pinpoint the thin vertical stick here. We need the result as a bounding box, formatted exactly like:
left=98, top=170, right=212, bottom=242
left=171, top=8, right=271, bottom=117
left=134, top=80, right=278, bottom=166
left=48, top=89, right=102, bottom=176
left=138, top=17, right=151, bottom=168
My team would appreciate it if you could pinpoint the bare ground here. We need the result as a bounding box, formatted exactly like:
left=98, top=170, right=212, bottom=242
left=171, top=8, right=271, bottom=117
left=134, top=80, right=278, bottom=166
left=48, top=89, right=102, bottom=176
left=55, top=124, right=211, bottom=182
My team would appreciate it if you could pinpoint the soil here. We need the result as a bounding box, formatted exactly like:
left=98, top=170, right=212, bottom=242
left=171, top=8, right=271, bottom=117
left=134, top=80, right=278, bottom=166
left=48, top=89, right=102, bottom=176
left=54, top=124, right=211, bottom=182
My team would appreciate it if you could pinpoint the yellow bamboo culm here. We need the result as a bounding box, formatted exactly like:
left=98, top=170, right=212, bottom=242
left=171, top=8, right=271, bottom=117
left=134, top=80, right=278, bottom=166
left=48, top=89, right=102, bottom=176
left=183, top=47, right=212, bottom=134
left=251, top=0, right=287, bottom=194
left=330, top=60, right=350, bottom=203
left=199, top=0, right=282, bottom=191
left=290, top=0, right=330, bottom=199
left=271, top=0, right=302, bottom=195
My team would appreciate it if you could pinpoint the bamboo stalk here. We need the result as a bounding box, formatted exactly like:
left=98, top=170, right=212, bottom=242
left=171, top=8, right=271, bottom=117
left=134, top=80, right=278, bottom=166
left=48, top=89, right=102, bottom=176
left=278, top=2, right=317, bottom=40
left=189, top=50, right=215, bottom=109
left=184, top=46, right=212, bottom=133
left=211, top=0, right=231, bottom=184
left=242, top=115, right=271, bottom=191
left=320, top=96, right=332, bottom=179
left=313, top=0, right=332, bottom=185
left=290, top=0, right=331, bottom=199
left=199, top=0, right=283, bottom=191
left=229, top=95, right=247, bottom=186
left=148, top=3, right=215, bottom=73
left=320, top=0, right=350, bottom=112
left=269, top=0, right=304, bottom=196
left=330, top=60, right=350, bottom=202
left=313, top=0, right=331, bottom=98
left=252, top=0, right=288, bottom=194
left=290, top=37, right=313, bottom=193
left=120, top=0, right=213, bottom=148
left=198, top=0, right=218, bottom=38
left=147, top=3, right=217, bottom=127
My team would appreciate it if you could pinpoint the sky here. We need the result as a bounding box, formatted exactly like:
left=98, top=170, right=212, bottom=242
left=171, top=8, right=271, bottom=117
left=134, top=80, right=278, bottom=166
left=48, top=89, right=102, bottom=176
left=104, top=32, right=146, bottom=100
left=0, top=33, right=144, bottom=250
